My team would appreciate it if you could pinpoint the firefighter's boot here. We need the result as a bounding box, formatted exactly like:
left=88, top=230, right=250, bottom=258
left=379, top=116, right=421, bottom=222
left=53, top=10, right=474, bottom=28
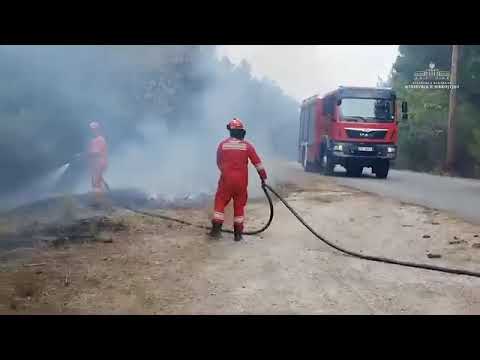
left=209, top=222, right=222, bottom=239
left=234, top=228, right=243, bottom=242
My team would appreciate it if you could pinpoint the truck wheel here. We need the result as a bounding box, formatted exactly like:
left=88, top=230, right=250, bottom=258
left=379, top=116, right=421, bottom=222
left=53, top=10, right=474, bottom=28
left=320, top=153, right=335, bottom=176
left=302, top=146, right=314, bottom=172
left=375, top=160, right=390, bottom=179
left=303, top=154, right=316, bottom=172
left=304, top=161, right=316, bottom=172
left=346, top=164, right=363, bottom=177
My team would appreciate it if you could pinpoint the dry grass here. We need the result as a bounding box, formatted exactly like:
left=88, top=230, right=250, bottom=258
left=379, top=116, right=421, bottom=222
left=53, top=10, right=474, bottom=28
left=0, top=268, right=47, bottom=313
left=60, top=195, right=76, bottom=223
left=13, top=271, right=43, bottom=298
left=0, top=218, right=16, bottom=235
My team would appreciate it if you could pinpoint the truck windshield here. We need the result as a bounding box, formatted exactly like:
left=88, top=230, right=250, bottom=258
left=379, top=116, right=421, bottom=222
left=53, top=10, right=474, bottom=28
left=339, top=98, right=395, bottom=123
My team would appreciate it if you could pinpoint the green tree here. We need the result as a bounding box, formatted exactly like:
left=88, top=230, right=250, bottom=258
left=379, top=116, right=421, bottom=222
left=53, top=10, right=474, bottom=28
left=391, top=45, right=480, bottom=177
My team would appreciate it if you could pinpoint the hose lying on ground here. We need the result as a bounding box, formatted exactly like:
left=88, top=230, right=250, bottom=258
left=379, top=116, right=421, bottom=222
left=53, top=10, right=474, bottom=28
left=263, top=184, right=480, bottom=279
left=121, top=184, right=274, bottom=236
left=105, top=180, right=480, bottom=278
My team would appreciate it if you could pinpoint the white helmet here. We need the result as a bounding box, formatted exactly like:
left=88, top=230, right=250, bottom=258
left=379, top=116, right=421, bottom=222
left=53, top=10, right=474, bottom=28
left=89, top=121, right=100, bottom=130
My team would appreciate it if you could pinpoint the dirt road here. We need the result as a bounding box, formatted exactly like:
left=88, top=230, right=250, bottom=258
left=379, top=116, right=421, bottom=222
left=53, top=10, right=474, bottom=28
left=1, top=163, right=480, bottom=314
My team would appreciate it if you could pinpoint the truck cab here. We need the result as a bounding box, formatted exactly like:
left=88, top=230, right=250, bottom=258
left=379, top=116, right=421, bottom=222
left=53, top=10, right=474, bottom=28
left=298, top=86, right=407, bottom=178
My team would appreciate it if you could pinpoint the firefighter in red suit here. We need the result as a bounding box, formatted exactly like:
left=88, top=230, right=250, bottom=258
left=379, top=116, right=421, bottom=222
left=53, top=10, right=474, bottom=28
left=88, top=121, right=108, bottom=205
left=210, top=118, right=267, bottom=242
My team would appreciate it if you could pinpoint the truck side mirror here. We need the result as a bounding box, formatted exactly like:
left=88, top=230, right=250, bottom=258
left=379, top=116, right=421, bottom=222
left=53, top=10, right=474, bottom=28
left=336, top=99, right=342, bottom=106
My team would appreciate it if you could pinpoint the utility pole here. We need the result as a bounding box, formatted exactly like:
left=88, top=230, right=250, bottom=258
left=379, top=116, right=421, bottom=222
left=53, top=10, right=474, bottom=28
left=446, top=45, right=460, bottom=172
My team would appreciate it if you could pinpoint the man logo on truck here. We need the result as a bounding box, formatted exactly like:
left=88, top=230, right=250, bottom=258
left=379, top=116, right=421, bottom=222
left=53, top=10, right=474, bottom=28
left=298, top=86, right=408, bottom=179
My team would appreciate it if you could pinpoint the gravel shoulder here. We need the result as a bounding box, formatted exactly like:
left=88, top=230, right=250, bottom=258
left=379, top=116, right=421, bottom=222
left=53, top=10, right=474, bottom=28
left=334, top=168, right=480, bottom=225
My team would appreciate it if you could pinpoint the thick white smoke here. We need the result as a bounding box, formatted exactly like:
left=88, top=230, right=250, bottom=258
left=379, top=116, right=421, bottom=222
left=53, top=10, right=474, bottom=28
left=90, top=49, right=295, bottom=200
left=1, top=45, right=298, bottom=209
left=102, top=119, right=284, bottom=200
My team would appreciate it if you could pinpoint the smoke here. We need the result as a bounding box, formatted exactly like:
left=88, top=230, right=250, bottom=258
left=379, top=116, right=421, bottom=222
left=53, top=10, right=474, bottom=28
left=0, top=163, right=72, bottom=210
left=101, top=50, right=298, bottom=199
left=0, top=46, right=146, bottom=192
left=0, top=45, right=299, bottom=208
left=98, top=120, right=220, bottom=197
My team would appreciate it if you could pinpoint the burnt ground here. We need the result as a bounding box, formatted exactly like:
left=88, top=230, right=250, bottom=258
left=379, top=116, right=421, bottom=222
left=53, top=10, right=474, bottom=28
left=0, top=188, right=213, bottom=252
left=1, top=163, right=480, bottom=314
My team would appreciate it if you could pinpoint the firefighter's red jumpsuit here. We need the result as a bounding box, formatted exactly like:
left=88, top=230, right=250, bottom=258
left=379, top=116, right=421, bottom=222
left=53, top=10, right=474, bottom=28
left=212, top=137, right=267, bottom=233
left=88, top=134, right=108, bottom=193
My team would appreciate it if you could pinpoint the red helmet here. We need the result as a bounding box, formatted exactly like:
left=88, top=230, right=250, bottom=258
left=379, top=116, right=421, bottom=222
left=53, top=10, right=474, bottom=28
left=227, top=118, right=245, bottom=130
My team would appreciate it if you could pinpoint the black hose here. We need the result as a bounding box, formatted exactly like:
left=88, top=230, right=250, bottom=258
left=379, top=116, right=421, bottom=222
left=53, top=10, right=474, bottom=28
left=114, top=182, right=274, bottom=236
left=263, top=183, right=480, bottom=279
left=105, top=179, right=480, bottom=278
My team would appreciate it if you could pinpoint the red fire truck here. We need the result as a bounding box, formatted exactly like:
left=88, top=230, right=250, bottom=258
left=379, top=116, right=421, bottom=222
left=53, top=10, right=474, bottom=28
left=298, top=86, right=408, bottom=178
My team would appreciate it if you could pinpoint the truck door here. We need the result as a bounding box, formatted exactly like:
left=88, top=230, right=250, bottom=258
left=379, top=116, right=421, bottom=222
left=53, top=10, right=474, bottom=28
left=299, top=105, right=313, bottom=166
left=303, top=106, right=311, bottom=164
left=321, top=96, right=335, bottom=147
left=298, top=107, right=306, bottom=163
left=307, top=104, right=315, bottom=161
left=316, top=100, right=326, bottom=140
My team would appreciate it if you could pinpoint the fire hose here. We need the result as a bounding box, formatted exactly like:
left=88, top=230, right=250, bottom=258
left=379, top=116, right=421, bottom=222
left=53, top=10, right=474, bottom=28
left=121, top=184, right=274, bottom=236
left=104, top=180, right=480, bottom=278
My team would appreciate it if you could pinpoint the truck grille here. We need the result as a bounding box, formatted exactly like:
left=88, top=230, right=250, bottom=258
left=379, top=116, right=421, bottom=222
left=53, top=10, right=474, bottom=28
left=346, top=128, right=387, bottom=140
left=351, top=149, right=380, bottom=157
left=344, top=143, right=388, bottom=157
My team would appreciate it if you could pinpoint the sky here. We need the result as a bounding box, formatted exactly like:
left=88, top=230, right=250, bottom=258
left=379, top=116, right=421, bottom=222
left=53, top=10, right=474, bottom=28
left=216, top=45, right=399, bottom=101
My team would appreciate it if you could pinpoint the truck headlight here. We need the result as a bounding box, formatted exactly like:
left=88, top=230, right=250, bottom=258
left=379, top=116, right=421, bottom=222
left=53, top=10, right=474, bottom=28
left=333, top=144, right=343, bottom=152
left=387, top=147, right=396, bottom=153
